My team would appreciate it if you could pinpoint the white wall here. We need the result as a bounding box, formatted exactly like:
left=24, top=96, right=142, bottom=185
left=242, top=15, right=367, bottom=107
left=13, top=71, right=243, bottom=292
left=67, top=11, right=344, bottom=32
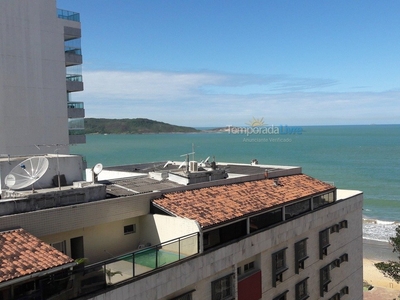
left=0, top=0, right=70, bottom=156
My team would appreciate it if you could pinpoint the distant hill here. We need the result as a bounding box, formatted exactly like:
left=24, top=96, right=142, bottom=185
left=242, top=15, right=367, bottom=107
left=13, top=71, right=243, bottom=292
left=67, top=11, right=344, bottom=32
left=84, top=118, right=200, bottom=134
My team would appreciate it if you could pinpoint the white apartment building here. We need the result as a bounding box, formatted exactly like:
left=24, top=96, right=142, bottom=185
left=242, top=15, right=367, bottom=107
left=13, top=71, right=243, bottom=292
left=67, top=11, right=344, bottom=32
left=0, top=0, right=85, bottom=157
left=0, top=160, right=363, bottom=300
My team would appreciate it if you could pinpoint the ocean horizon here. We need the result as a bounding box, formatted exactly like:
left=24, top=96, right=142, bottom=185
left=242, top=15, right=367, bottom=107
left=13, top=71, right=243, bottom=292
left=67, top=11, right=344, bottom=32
left=71, top=124, right=400, bottom=242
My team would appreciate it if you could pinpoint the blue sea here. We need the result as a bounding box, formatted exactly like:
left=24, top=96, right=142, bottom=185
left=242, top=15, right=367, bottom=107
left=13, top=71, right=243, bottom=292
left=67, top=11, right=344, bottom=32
left=71, top=125, right=400, bottom=242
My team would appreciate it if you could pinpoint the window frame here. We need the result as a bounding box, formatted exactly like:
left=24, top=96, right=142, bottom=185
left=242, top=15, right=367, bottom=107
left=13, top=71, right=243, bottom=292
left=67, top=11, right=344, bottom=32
left=340, top=286, right=349, bottom=297
left=319, top=228, right=330, bottom=259
left=273, top=290, right=289, bottom=300
left=170, top=290, right=195, bottom=300
left=340, top=253, right=348, bottom=263
left=295, top=277, right=309, bottom=300
left=320, top=265, right=331, bottom=297
left=272, top=248, right=288, bottom=287
left=124, top=224, right=136, bottom=235
left=295, top=238, right=309, bottom=274
left=211, top=274, right=234, bottom=300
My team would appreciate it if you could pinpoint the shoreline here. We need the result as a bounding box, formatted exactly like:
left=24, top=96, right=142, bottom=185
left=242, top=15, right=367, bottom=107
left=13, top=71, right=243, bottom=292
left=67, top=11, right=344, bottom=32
left=363, top=238, right=400, bottom=291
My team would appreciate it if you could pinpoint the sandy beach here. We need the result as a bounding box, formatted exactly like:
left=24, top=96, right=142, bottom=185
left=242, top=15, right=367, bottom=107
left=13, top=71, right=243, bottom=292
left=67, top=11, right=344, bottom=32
left=363, top=239, right=400, bottom=294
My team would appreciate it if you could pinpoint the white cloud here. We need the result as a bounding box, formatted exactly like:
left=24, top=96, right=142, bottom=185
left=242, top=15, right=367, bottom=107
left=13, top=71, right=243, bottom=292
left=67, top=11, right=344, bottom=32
left=72, top=70, right=400, bottom=126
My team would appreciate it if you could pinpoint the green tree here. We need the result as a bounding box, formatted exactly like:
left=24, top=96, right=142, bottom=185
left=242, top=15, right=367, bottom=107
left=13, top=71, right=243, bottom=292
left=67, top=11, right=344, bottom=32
left=375, top=225, right=400, bottom=283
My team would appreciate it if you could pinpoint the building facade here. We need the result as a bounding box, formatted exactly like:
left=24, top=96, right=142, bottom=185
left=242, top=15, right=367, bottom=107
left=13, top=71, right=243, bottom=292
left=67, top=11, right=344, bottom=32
left=0, top=160, right=363, bottom=300
left=0, top=0, right=85, bottom=157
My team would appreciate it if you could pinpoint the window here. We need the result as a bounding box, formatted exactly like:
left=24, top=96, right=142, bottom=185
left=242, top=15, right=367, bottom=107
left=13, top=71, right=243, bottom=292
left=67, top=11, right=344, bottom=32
left=285, top=199, right=311, bottom=220
left=296, top=278, right=309, bottom=300
left=211, top=274, right=234, bottom=300
left=340, top=286, right=349, bottom=297
left=273, top=290, right=288, bottom=300
left=170, top=290, right=194, bottom=300
left=295, top=238, right=309, bottom=274
left=124, top=224, right=136, bottom=234
left=244, top=261, right=255, bottom=273
left=313, top=192, right=335, bottom=209
left=340, top=253, right=348, bottom=263
left=272, top=248, right=288, bottom=287
left=51, top=240, right=66, bottom=254
left=320, top=265, right=331, bottom=297
left=339, top=220, right=348, bottom=229
left=249, top=208, right=282, bottom=232
left=319, top=229, right=330, bottom=259
left=237, top=267, right=241, bottom=276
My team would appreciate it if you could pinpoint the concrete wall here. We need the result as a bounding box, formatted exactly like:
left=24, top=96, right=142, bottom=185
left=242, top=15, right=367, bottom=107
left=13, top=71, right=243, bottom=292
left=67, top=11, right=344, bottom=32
left=0, top=155, right=84, bottom=190
left=0, top=0, right=70, bottom=156
left=87, top=191, right=363, bottom=300
left=141, top=215, right=199, bottom=255
left=41, top=217, right=142, bottom=263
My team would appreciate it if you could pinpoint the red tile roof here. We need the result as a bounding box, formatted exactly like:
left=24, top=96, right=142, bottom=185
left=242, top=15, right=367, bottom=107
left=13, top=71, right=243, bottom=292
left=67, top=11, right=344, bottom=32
left=0, top=228, right=75, bottom=284
left=153, top=174, right=335, bottom=228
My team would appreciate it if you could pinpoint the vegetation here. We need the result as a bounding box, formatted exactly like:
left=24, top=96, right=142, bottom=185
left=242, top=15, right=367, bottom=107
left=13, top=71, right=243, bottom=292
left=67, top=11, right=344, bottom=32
left=84, top=118, right=199, bottom=134
left=375, top=225, right=400, bottom=283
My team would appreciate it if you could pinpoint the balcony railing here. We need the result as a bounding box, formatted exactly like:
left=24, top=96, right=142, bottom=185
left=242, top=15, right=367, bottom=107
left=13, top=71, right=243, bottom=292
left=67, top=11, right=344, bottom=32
left=57, top=9, right=80, bottom=22
left=27, top=233, right=199, bottom=299
left=66, top=74, right=83, bottom=82
left=67, top=101, right=84, bottom=109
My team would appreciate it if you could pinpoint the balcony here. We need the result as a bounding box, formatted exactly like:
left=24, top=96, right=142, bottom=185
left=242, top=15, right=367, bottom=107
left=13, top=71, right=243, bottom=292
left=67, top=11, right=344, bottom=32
left=57, top=9, right=80, bottom=22
left=69, top=134, right=86, bottom=145
left=65, top=48, right=82, bottom=66
left=66, top=75, right=83, bottom=92
left=68, top=102, right=85, bottom=118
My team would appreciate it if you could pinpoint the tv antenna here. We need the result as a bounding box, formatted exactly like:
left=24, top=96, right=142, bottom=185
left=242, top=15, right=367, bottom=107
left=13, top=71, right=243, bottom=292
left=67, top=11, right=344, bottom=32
left=92, top=163, right=103, bottom=183
left=4, top=156, right=49, bottom=192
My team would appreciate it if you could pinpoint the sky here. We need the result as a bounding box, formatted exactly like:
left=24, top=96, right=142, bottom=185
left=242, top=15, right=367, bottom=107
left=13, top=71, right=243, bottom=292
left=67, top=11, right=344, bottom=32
left=58, top=0, right=400, bottom=127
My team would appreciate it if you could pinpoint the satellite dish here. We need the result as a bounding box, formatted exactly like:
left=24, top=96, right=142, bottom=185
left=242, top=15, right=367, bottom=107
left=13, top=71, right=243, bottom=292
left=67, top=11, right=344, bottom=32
left=92, top=163, right=103, bottom=183
left=93, top=163, right=103, bottom=175
left=5, top=157, right=49, bottom=190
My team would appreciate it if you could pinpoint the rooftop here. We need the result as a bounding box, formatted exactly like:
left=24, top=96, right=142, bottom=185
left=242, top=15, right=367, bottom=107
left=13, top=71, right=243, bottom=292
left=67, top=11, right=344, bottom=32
left=153, top=174, right=335, bottom=229
left=0, top=228, right=75, bottom=285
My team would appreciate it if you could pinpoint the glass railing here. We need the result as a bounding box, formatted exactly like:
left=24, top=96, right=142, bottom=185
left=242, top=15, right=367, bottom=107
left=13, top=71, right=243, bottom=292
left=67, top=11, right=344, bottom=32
left=65, top=47, right=82, bottom=55
left=68, top=118, right=84, bottom=130
left=67, top=101, right=84, bottom=109
left=66, top=74, right=83, bottom=82
left=77, top=233, right=199, bottom=297
left=57, top=9, right=80, bottom=22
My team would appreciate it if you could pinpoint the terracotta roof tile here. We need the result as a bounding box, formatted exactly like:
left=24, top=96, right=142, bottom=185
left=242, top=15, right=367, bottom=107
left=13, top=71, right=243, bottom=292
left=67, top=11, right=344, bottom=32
left=0, top=228, right=75, bottom=284
left=153, top=174, right=335, bottom=228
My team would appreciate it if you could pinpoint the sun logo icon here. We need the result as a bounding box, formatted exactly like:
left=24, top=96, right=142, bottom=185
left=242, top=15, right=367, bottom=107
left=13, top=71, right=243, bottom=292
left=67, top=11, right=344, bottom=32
left=246, top=117, right=265, bottom=127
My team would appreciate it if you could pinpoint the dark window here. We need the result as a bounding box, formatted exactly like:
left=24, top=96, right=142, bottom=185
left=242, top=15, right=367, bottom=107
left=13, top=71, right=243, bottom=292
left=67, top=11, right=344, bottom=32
left=272, top=248, right=288, bottom=287
left=237, top=267, right=241, bottom=276
left=313, top=192, right=335, bottom=209
left=340, top=286, right=349, bottom=296
left=320, top=265, right=331, bottom=297
left=249, top=208, right=282, bottom=233
left=296, top=278, right=309, bottom=300
left=339, top=220, right=348, bottom=229
left=244, top=261, right=255, bottom=273
left=319, top=229, right=330, bottom=259
left=124, top=224, right=136, bottom=234
left=295, top=238, right=309, bottom=274
left=211, top=274, right=234, bottom=300
left=170, top=290, right=194, bottom=300
left=340, top=253, right=348, bottom=263
left=285, top=199, right=311, bottom=220
left=273, top=290, right=289, bottom=300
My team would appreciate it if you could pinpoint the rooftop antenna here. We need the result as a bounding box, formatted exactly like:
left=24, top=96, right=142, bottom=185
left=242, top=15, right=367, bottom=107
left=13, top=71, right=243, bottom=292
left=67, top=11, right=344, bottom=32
left=180, top=152, right=194, bottom=172
left=4, top=156, right=49, bottom=192
left=92, top=163, right=103, bottom=183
